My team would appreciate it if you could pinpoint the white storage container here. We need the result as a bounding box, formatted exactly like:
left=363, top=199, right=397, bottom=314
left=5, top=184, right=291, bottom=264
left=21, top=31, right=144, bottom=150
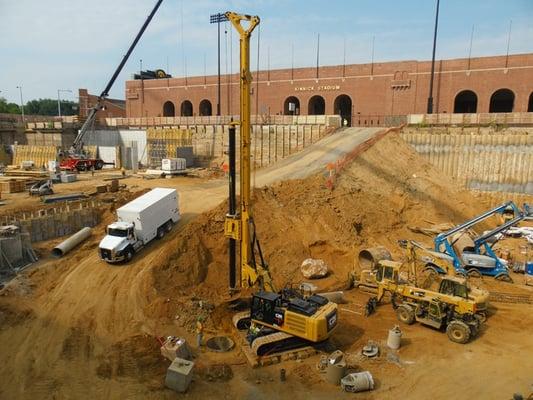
left=162, top=158, right=186, bottom=172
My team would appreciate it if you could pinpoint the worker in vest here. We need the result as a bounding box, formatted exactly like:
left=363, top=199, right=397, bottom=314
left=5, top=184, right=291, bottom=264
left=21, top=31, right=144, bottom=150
left=196, top=316, right=204, bottom=348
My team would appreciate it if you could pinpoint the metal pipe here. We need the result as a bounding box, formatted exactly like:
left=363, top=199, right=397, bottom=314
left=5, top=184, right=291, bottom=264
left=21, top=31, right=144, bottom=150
left=51, top=227, right=92, bottom=258
left=228, top=123, right=236, bottom=289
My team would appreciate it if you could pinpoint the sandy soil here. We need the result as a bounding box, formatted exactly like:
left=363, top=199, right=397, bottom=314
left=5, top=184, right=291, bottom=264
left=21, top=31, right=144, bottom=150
left=0, top=127, right=532, bottom=400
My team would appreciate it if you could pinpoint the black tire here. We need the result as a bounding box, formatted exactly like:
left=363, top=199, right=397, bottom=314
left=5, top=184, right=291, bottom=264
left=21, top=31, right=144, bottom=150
left=446, top=320, right=471, bottom=344
left=124, top=248, right=134, bottom=262
left=495, top=273, right=513, bottom=283
left=396, top=304, right=415, bottom=325
left=95, top=160, right=104, bottom=170
left=424, top=265, right=439, bottom=276
left=165, top=220, right=173, bottom=232
left=467, top=268, right=482, bottom=278
left=156, top=227, right=165, bottom=239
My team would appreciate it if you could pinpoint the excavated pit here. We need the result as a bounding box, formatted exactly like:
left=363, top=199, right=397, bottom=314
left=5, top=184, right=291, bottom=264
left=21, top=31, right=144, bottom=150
left=206, top=336, right=235, bottom=352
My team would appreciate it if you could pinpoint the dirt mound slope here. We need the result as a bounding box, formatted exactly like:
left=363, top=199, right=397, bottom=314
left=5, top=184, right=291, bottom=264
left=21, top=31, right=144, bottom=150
left=152, top=132, right=490, bottom=302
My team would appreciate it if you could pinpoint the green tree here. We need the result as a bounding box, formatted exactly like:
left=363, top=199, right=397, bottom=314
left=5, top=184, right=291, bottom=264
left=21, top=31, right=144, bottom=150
left=25, top=98, right=78, bottom=116
left=0, top=97, right=21, bottom=114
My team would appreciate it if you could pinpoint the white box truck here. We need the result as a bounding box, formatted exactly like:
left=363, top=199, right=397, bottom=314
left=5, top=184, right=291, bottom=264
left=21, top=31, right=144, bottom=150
left=99, top=188, right=180, bottom=263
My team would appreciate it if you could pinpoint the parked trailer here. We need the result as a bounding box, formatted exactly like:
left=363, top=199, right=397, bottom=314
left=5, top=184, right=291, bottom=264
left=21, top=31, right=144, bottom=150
left=99, top=188, right=180, bottom=263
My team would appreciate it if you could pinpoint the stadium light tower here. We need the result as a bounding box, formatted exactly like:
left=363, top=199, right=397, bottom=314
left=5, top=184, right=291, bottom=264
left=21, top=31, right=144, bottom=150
left=16, top=85, right=25, bottom=122
left=57, top=89, right=72, bottom=117
left=210, top=12, right=229, bottom=116
left=427, top=0, right=440, bottom=114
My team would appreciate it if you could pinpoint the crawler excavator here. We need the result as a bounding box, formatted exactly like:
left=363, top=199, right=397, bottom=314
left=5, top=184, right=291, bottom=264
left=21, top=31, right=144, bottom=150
left=223, top=12, right=338, bottom=356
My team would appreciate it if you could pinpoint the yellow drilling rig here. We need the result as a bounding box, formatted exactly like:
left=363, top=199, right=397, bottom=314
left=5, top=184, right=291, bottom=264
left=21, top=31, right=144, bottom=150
left=223, top=12, right=338, bottom=356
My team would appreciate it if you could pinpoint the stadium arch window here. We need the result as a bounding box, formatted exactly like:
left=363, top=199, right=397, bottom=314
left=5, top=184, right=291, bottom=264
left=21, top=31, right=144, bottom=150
left=453, top=90, right=478, bottom=113
left=180, top=100, right=193, bottom=116
left=489, top=89, right=515, bottom=113
left=199, top=99, right=212, bottom=116
left=308, top=95, right=325, bottom=115
left=163, top=101, right=175, bottom=117
left=334, top=94, right=353, bottom=126
left=284, top=96, right=300, bottom=115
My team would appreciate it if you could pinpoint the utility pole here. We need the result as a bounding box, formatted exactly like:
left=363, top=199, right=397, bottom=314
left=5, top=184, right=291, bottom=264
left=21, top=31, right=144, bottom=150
left=140, top=59, right=144, bottom=116
left=210, top=12, right=229, bottom=116
left=505, top=20, right=512, bottom=68
left=467, top=25, right=474, bottom=70
left=316, top=33, right=320, bottom=80
left=16, top=85, right=25, bottom=122
left=57, top=89, right=72, bottom=117
left=427, top=0, right=440, bottom=114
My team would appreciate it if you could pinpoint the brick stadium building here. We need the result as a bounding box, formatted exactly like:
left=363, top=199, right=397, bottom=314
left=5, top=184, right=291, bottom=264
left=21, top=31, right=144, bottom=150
left=125, top=53, right=533, bottom=125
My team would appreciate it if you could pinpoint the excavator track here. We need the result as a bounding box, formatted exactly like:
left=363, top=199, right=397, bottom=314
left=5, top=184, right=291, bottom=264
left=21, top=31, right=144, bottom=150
left=233, top=311, right=317, bottom=357
left=232, top=311, right=251, bottom=330
left=251, top=332, right=310, bottom=357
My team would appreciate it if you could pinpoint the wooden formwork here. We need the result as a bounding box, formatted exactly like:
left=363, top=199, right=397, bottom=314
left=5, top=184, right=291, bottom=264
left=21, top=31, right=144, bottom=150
left=146, top=128, right=192, bottom=168
left=13, top=145, right=57, bottom=168
left=0, top=179, right=27, bottom=193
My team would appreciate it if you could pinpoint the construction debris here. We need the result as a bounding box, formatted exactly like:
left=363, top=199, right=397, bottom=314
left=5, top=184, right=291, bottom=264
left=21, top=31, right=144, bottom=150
left=341, top=371, right=374, bottom=393
left=362, top=341, right=379, bottom=358
left=41, top=193, right=87, bottom=204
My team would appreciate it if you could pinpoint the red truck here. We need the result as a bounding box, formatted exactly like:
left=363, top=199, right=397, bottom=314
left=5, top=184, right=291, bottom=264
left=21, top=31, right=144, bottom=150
left=59, top=157, right=105, bottom=171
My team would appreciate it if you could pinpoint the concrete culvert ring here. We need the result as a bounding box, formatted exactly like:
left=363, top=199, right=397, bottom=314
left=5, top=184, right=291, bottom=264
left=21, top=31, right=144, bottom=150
left=51, top=248, right=64, bottom=258
left=206, top=336, right=234, bottom=352
left=358, top=246, right=392, bottom=270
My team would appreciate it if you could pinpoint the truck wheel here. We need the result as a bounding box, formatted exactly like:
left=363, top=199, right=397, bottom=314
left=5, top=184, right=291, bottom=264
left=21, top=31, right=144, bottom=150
left=396, top=304, right=415, bottom=325
left=467, top=268, right=482, bottom=278
left=165, top=220, right=173, bottom=232
left=125, top=248, right=134, bottom=262
left=446, top=320, right=471, bottom=344
left=495, top=273, right=513, bottom=283
left=95, top=160, right=104, bottom=170
left=156, top=227, right=165, bottom=239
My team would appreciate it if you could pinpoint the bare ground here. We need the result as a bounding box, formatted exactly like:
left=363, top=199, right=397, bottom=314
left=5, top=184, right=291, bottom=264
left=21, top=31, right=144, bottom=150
left=0, top=128, right=532, bottom=399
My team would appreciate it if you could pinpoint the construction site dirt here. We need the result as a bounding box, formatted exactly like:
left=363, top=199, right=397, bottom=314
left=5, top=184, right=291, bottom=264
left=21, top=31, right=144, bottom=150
left=1, top=129, right=532, bottom=399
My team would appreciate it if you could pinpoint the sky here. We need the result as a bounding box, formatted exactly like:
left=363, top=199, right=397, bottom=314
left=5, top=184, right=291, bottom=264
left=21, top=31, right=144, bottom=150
left=0, top=0, right=532, bottom=104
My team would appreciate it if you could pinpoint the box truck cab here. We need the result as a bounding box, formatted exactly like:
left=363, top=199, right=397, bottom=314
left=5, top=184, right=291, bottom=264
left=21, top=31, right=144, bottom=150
left=99, top=188, right=179, bottom=263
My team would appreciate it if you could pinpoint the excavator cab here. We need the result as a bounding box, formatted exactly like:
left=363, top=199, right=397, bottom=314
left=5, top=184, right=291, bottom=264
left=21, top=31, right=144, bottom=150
left=251, top=292, right=281, bottom=326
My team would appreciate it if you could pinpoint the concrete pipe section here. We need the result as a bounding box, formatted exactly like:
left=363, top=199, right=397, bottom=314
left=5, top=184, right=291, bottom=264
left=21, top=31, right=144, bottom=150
left=51, top=227, right=92, bottom=258
left=358, top=246, right=392, bottom=270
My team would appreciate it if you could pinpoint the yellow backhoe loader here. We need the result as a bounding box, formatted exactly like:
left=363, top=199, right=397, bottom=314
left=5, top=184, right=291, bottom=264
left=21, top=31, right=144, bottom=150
left=367, top=259, right=486, bottom=343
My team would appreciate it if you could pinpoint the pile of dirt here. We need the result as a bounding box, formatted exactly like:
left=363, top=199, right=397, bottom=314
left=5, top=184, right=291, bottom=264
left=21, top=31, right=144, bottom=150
left=151, top=133, right=489, bottom=303
left=96, top=334, right=168, bottom=387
